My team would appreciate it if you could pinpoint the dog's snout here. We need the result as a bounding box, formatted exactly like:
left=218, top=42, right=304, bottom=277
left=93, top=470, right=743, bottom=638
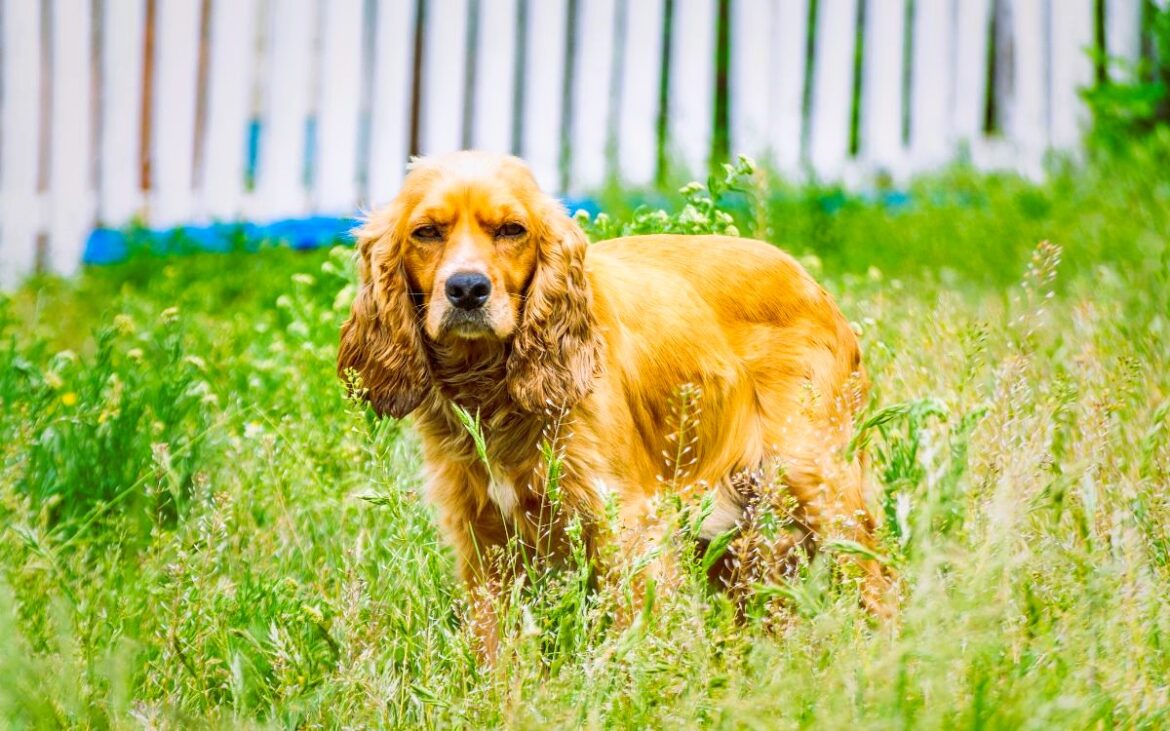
left=445, top=271, right=492, bottom=310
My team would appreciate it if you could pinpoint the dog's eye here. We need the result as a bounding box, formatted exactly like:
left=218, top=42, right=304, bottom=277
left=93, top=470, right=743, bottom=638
left=497, top=222, right=526, bottom=238
left=413, top=224, right=442, bottom=241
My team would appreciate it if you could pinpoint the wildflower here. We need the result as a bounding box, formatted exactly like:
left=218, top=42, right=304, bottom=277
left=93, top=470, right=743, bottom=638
left=244, top=422, right=264, bottom=439
left=44, top=371, right=64, bottom=390
left=291, top=273, right=316, bottom=286
left=60, top=392, right=77, bottom=406
left=333, top=284, right=356, bottom=312
left=160, top=306, right=180, bottom=324
left=112, top=313, right=137, bottom=334
left=126, top=348, right=144, bottom=362
left=183, top=355, right=207, bottom=372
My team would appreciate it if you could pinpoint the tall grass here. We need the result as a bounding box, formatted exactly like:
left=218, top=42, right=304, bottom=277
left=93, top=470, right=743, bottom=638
left=1, top=139, right=1168, bottom=727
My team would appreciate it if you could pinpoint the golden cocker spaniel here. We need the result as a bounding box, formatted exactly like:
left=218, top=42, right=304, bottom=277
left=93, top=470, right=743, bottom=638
left=339, top=151, right=888, bottom=649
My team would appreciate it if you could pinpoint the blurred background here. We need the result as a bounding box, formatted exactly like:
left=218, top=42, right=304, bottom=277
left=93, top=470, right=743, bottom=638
left=1, top=0, right=1165, bottom=287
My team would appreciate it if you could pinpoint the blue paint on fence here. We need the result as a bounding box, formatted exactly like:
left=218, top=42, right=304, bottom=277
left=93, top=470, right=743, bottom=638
left=82, top=198, right=602, bottom=266
left=83, top=217, right=358, bottom=265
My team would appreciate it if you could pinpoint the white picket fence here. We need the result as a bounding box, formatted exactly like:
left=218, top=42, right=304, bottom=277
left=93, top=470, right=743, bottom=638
left=0, top=0, right=1153, bottom=286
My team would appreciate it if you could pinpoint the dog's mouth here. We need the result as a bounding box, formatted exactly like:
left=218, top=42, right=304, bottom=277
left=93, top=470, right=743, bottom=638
left=441, top=308, right=496, bottom=339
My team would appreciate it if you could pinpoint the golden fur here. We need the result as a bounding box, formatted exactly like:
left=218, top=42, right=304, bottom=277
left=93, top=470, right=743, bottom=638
left=339, top=151, right=888, bottom=651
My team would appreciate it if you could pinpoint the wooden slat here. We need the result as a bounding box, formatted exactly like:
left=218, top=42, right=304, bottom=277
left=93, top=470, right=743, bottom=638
left=0, top=0, right=43, bottom=286
left=952, top=0, right=992, bottom=147
left=730, top=0, right=773, bottom=160
left=668, top=0, right=716, bottom=177
left=252, top=0, right=313, bottom=220
left=771, top=0, right=810, bottom=176
left=471, top=0, right=519, bottom=153
left=1049, top=0, right=1094, bottom=152
left=569, top=0, right=618, bottom=190
left=48, top=0, right=95, bottom=275
left=521, top=0, right=569, bottom=192
left=201, top=0, right=258, bottom=221
left=150, top=0, right=202, bottom=227
left=807, top=0, right=858, bottom=179
left=1105, top=0, right=1142, bottom=79
left=617, top=0, right=665, bottom=185
left=314, top=0, right=364, bottom=214
left=366, top=0, right=415, bottom=207
left=419, top=0, right=469, bottom=155
left=908, top=0, right=953, bottom=170
left=98, top=0, right=147, bottom=227
left=1007, top=0, right=1048, bottom=178
left=860, top=0, right=906, bottom=173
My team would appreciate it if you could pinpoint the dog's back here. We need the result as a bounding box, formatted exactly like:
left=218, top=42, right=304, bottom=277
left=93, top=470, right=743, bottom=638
left=583, top=235, right=883, bottom=601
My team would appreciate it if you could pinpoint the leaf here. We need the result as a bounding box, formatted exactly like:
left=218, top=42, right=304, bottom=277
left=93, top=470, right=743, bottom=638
left=701, top=528, right=737, bottom=573
left=847, top=398, right=949, bottom=459
left=821, top=538, right=892, bottom=566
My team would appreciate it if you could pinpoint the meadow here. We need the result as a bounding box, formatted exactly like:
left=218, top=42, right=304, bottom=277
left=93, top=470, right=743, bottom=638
left=1, top=135, right=1169, bottom=728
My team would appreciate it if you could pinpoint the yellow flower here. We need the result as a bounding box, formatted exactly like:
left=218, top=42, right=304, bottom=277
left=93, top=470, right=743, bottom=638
left=60, top=392, right=78, bottom=407
left=112, top=314, right=137, bottom=335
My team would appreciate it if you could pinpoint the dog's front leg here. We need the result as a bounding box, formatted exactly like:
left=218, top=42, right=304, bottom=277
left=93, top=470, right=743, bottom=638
left=427, top=460, right=514, bottom=661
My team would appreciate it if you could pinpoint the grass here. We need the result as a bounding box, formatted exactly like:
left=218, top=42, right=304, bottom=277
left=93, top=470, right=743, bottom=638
left=1, top=137, right=1169, bottom=728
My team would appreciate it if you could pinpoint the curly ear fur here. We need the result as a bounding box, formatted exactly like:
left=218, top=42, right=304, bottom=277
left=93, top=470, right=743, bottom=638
left=506, top=205, right=601, bottom=412
left=338, top=210, right=431, bottom=418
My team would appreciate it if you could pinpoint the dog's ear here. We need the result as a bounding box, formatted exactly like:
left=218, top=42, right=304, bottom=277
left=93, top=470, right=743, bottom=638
left=338, top=206, right=431, bottom=418
left=507, top=203, right=601, bottom=412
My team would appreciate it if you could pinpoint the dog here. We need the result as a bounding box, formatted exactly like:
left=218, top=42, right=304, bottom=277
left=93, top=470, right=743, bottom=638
left=338, top=151, right=888, bottom=652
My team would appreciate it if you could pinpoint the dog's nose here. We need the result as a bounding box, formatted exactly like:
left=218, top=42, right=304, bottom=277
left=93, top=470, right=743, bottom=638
left=445, top=271, right=492, bottom=310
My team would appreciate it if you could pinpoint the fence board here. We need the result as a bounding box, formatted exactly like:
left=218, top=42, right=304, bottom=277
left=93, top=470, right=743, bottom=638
left=150, top=0, right=202, bottom=227
left=1007, top=0, right=1048, bottom=178
left=730, top=0, right=773, bottom=161
left=669, top=0, right=716, bottom=176
left=860, top=0, right=906, bottom=172
left=570, top=0, right=618, bottom=190
left=48, top=0, right=94, bottom=275
left=99, top=0, right=146, bottom=227
left=1106, top=0, right=1142, bottom=79
left=0, top=0, right=1142, bottom=282
left=366, top=0, right=415, bottom=206
left=315, top=0, right=364, bottom=214
left=521, top=0, right=569, bottom=192
left=252, top=0, right=313, bottom=220
left=808, top=0, right=859, bottom=179
left=472, top=0, right=519, bottom=153
left=952, top=0, right=992, bottom=148
left=617, top=0, right=665, bottom=185
left=1049, top=0, right=1094, bottom=152
left=908, top=0, right=954, bottom=170
left=420, top=0, right=470, bottom=155
left=771, top=0, right=810, bottom=175
left=0, top=0, right=43, bottom=286
left=202, top=0, right=258, bottom=221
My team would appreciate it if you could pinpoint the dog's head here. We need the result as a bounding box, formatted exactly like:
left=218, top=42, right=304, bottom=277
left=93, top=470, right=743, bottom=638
left=338, top=151, right=600, bottom=417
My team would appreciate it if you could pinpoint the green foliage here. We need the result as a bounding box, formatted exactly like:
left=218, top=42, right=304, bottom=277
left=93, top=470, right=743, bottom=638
left=1083, top=4, right=1170, bottom=150
left=1, top=139, right=1169, bottom=727
left=580, top=155, right=758, bottom=240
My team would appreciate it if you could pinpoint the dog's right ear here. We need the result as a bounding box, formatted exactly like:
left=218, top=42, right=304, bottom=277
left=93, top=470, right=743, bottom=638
left=338, top=205, right=431, bottom=418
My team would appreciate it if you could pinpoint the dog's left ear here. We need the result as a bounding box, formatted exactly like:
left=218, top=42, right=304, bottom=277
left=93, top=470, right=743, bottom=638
left=337, top=205, right=432, bottom=418
left=507, top=204, right=601, bottom=412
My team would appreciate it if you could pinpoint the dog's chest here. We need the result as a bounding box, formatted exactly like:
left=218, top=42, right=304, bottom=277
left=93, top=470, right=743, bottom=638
left=487, top=474, right=520, bottom=514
